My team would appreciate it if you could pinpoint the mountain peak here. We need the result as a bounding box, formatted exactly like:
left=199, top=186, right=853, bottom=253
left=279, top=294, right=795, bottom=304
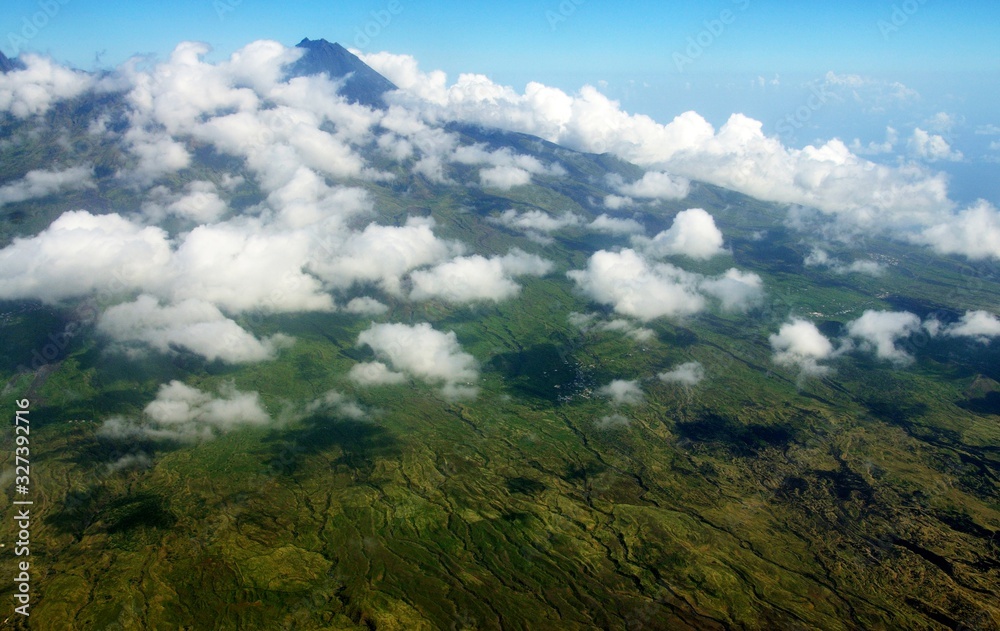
left=286, top=38, right=397, bottom=108
left=0, top=49, right=17, bottom=73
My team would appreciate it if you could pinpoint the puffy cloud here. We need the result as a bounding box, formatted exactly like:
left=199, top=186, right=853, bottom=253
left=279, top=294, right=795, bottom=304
left=355, top=323, right=479, bottom=399
left=658, top=362, right=705, bottom=387
left=603, top=195, right=634, bottom=210
left=141, top=180, right=228, bottom=223
left=0, top=166, right=94, bottom=206
left=917, top=200, right=1000, bottom=260
left=0, top=210, right=171, bottom=303
left=595, top=413, right=631, bottom=430
left=348, top=361, right=407, bottom=386
left=634, top=208, right=725, bottom=260
left=409, top=249, right=552, bottom=303
left=804, top=248, right=884, bottom=276
left=597, top=379, right=644, bottom=406
left=169, top=219, right=334, bottom=313
left=588, top=213, right=645, bottom=235
left=480, top=165, right=531, bottom=189
left=0, top=54, right=95, bottom=118
left=97, top=295, right=293, bottom=364
left=568, top=312, right=655, bottom=342
left=937, top=310, right=1000, bottom=343
left=304, top=390, right=368, bottom=420
left=770, top=319, right=835, bottom=376
left=491, top=209, right=582, bottom=234
left=568, top=249, right=761, bottom=320
left=99, top=380, right=271, bottom=443
left=360, top=53, right=969, bottom=256
left=846, top=310, right=921, bottom=364
left=345, top=297, right=389, bottom=315
left=310, top=217, right=459, bottom=295
left=610, top=171, right=689, bottom=200
left=567, top=249, right=705, bottom=321
left=908, top=128, right=963, bottom=162
left=699, top=269, right=764, bottom=312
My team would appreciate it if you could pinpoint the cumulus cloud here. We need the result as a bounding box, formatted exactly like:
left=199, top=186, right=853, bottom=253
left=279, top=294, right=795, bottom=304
left=0, top=54, right=95, bottom=118
left=491, top=209, right=582, bottom=235
left=770, top=319, right=835, bottom=376
left=846, top=310, right=921, bottom=364
left=409, top=249, right=552, bottom=303
left=359, top=52, right=980, bottom=257
left=97, top=295, right=293, bottom=363
left=568, top=312, right=655, bottom=342
left=597, top=379, right=644, bottom=406
left=310, top=217, right=459, bottom=295
left=567, top=249, right=762, bottom=320
left=0, top=166, right=94, bottom=206
left=908, top=128, right=963, bottom=162
left=609, top=171, right=689, bottom=200
left=634, top=208, right=725, bottom=259
left=804, top=248, right=884, bottom=276
left=355, top=323, right=479, bottom=399
left=141, top=180, right=229, bottom=223
left=658, top=362, right=705, bottom=387
left=568, top=249, right=705, bottom=320
left=349, top=361, right=407, bottom=386
left=588, top=213, right=645, bottom=235
left=916, top=200, right=1000, bottom=260
left=699, top=269, right=764, bottom=312
left=595, top=413, right=631, bottom=430
left=936, top=310, right=1000, bottom=344
left=345, top=297, right=389, bottom=315
left=99, top=380, right=271, bottom=443
left=304, top=390, right=368, bottom=420
left=0, top=210, right=171, bottom=303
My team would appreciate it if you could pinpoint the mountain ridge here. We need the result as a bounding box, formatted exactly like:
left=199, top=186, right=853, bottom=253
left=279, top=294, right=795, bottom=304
left=286, top=37, right=397, bottom=108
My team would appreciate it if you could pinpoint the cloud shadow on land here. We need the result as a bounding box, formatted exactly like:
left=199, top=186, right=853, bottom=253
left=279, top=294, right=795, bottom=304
left=259, top=415, right=400, bottom=478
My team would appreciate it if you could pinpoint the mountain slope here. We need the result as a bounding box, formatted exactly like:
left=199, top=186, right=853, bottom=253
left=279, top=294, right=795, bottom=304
left=286, top=38, right=397, bottom=108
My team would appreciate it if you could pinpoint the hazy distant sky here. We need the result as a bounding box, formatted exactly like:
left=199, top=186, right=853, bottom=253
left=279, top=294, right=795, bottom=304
left=5, top=0, right=1000, bottom=203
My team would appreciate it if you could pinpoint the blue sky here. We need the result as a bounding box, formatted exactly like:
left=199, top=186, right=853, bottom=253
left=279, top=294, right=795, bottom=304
left=5, top=0, right=1000, bottom=203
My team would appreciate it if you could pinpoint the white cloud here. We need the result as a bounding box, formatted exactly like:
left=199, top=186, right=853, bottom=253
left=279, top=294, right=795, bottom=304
left=603, top=194, right=634, bottom=210
left=610, top=171, right=689, bottom=200
left=97, top=295, right=292, bottom=364
left=849, top=127, right=897, bottom=156
left=304, top=390, right=368, bottom=420
left=597, top=379, right=644, bottom=406
left=409, top=249, right=552, bottom=304
left=699, top=269, right=764, bottom=312
left=99, top=380, right=271, bottom=443
left=355, top=323, right=479, bottom=399
left=588, top=213, right=645, bottom=235
left=491, top=209, right=582, bottom=235
left=0, top=54, right=95, bottom=118
left=938, top=310, right=1000, bottom=344
left=917, top=200, right=1000, bottom=260
left=567, top=248, right=762, bottom=321
left=634, top=208, right=725, bottom=259
left=804, top=248, right=884, bottom=276
left=846, top=310, right=921, bottom=364
left=567, top=249, right=705, bottom=321
left=141, top=180, right=228, bottom=223
left=0, top=166, right=94, bottom=206
left=770, top=319, right=835, bottom=376
left=359, top=53, right=970, bottom=257
left=595, top=413, right=631, bottom=430
left=345, top=297, right=389, bottom=315
left=348, top=361, right=407, bottom=386
left=908, top=128, right=963, bottom=162
left=0, top=210, right=172, bottom=303
left=658, top=361, right=705, bottom=387
left=310, top=217, right=459, bottom=295
left=480, top=165, right=532, bottom=189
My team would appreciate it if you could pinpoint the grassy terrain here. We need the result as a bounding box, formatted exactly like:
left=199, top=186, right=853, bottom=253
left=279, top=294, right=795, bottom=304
left=0, top=97, right=998, bottom=630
